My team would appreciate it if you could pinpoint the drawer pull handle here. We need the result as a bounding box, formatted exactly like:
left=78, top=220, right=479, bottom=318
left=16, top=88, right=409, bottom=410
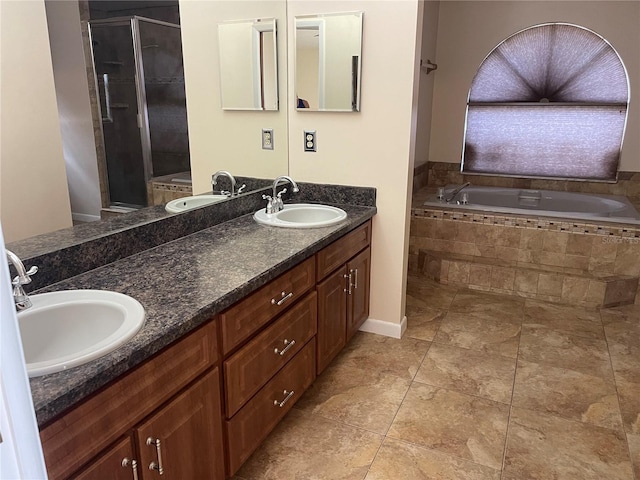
left=273, top=389, right=295, bottom=408
left=146, top=437, right=164, bottom=475
left=271, top=291, right=293, bottom=306
left=122, top=458, right=139, bottom=480
left=274, top=339, right=296, bottom=356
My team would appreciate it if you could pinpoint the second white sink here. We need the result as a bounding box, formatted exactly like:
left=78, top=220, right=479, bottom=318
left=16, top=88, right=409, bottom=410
left=254, top=203, right=347, bottom=228
left=165, top=194, right=228, bottom=213
left=18, top=290, right=145, bottom=377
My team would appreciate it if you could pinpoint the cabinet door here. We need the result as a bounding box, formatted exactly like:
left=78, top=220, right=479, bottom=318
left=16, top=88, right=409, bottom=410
left=136, top=368, right=225, bottom=479
left=316, top=266, right=347, bottom=374
left=73, top=436, right=138, bottom=480
left=347, top=247, right=371, bottom=341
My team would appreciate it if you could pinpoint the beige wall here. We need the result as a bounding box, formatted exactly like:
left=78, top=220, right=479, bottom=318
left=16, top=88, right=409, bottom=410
left=429, top=1, right=640, bottom=171
left=288, top=0, right=422, bottom=333
left=180, top=0, right=289, bottom=195
left=46, top=0, right=102, bottom=223
left=414, top=1, right=439, bottom=167
left=0, top=0, right=72, bottom=243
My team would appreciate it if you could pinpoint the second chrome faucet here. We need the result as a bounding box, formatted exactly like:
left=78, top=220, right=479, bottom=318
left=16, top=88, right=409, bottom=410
left=263, top=176, right=300, bottom=214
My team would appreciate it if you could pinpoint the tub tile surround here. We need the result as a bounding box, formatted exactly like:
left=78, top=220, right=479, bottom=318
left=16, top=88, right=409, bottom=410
left=232, top=275, right=638, bottom=479
left=19, top=183, right=376, bottom=426
left=410, top=203, right=640, bottom=307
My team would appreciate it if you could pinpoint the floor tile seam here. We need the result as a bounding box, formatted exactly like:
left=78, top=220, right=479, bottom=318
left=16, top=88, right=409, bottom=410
left=410, top=375, right=514, bottom=407
left=500, top=324, right=523, bottom=478
left=383, top=431, right=503, bottom=474
left=605, top=328, right=640, bottom=446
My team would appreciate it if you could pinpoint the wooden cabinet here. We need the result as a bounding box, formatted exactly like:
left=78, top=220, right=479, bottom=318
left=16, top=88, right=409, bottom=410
left=42, top=322, right=224, bottom=480
left=74, top=370, right=225, bottom=480
left=73, top=437, right=137, bottom=480
left=136, top=369, right=225, bottom=479
left=225, top=340, right=316, bottom=476
left=220, top=257, right=315, bottom=355
left=346, top=247, right=371, bottom=342
left=224, top=292, right=317, bottom=417
left=316, top=221, right=372, bottom=374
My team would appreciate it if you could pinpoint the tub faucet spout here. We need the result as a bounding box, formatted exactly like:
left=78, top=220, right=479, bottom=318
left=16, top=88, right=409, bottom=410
left=6, top=249, right=38, bottom=311
left=445, top=182, right=471, bottom=203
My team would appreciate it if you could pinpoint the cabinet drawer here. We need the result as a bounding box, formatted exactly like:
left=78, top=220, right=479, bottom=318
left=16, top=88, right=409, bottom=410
left=224, top=292, right=317, bottom=417
left=316, top=220, right=371, bottom=281
left=40, top=321, right=218, bottom=480
left=226, top=339, right=316, bottom=476
left=221, top=257, right=315, bottom=354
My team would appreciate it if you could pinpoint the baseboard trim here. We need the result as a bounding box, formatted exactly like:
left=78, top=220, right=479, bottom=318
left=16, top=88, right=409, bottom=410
left=71, top=212, right=101, bottom=223
left=358, top=316, right=407, bottom=339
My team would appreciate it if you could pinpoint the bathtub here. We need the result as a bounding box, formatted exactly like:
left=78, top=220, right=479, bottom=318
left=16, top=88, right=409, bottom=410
left=423, top=185, right=640, bottom=225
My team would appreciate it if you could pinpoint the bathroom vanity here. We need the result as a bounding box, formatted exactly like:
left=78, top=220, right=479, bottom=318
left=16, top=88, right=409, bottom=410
left=26, top=194, right=374, bottom=479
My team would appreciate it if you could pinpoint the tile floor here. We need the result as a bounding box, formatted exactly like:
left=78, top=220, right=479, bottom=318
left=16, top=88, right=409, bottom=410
left=233, top=274, right=640, bottom=479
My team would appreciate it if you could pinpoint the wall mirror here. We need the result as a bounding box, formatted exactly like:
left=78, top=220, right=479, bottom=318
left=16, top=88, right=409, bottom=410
left=218, top=18, right=279, bottom=111
left=294, top=12, right=363, bottom=112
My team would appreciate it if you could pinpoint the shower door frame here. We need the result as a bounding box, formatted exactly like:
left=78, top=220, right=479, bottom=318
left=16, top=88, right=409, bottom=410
left=88, top=16, right=182, bottom=209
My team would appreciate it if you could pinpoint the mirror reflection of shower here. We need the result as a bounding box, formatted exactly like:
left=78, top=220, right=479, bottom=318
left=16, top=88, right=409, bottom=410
left=90, top=14, right=190, bottom=209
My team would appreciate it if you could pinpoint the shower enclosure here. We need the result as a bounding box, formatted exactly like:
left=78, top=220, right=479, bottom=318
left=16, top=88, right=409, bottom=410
left=89, top=16, right=190, bottom=209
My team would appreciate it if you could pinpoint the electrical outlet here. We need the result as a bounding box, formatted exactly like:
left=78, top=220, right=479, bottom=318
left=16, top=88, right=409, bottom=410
left=304, top=130, right=316, bottom=152
left=262, top=128, right=274, bottom=150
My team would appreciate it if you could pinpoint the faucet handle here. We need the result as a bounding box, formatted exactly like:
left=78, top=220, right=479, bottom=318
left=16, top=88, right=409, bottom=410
left=12, top=265, right=38, bottom=286
left=262, top=194, right=275, bottom=214
left=237, top=184, right=247, bottom=195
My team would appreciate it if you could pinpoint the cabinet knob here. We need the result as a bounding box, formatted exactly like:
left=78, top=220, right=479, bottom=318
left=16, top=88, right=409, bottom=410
left=146, top=437, right=165, bottom=475
left=122, top=458, right=139, bottom=480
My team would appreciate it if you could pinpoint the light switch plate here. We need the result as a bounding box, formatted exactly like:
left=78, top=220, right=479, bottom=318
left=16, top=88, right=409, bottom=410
left=262, top=128, right=274, bottom=150
left=304, top=130, right=316, bottom=152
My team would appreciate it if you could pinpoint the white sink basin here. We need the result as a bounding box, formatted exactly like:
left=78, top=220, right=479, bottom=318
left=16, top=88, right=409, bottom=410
left=18, top=290, right=145, bottom=377
left=254, top=203, right=347, bottom=228
left=165, top=194, right=228, bottom=213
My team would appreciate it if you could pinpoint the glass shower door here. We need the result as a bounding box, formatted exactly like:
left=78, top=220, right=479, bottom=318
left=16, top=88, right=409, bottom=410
left=137, top=18, right=190, bottom=178
left=90, top=20, right=148, bottom=208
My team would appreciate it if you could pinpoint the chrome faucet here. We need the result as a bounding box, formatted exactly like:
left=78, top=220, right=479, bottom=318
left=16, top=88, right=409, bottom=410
left=6, top=249, right=37, bottom=311
left=211, top=170, right=245, bottom=197
left=263, top=176, right=300, bottom=214
left=445, top=182, right=471, bottom=203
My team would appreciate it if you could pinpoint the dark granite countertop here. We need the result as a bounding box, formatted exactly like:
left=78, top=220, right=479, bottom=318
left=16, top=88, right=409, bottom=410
left=31, top=204, right=375, bottom=427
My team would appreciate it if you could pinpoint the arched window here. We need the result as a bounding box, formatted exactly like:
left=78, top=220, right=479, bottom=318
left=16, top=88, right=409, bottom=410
left=462, top=23, right=629, bottom=181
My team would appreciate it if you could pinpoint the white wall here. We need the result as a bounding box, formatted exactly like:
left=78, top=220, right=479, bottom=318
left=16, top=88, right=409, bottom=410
left=288, top=0, right=422, bottom=335
left=429, top=1, right=640, bottom=171
left=0, top=0, right=72, bottom=243
left=180, top=0, right=289, bottom=195
left=218, top=22, right=258, bottom=109
left=45, top=0, right=102, bottom=223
